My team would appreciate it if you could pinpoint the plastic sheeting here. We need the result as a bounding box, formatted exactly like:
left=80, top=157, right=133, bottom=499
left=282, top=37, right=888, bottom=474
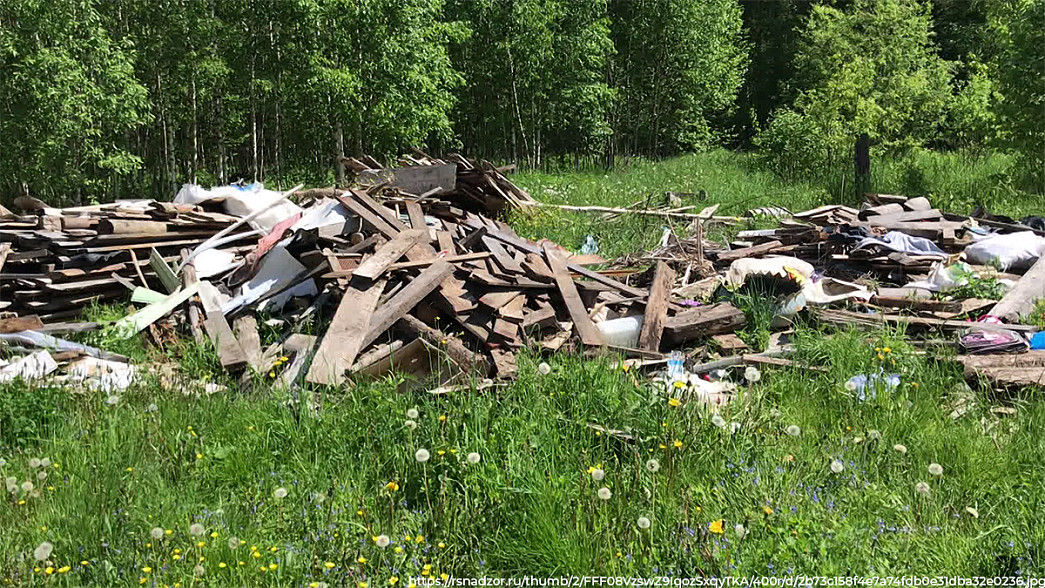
left=175, top=183, right=302, bottom=232
left=965, top=231, right=1045, bottom=271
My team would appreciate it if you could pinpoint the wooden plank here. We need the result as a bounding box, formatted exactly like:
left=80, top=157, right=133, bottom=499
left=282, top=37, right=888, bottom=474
left=491, top=318, right=520, bottom=345
left=336, top=193, right=401, bottom=238
left=816, top=308, right=1039, bottom=332
left=405, top=201, right=431, bottom=243
left=521, top=305, right=557, bottom=329
left=663, top=303, right=746, bottom=345
left=362, top=260, right=454, bottom=349
left=715, top=240, right=784, bottom=263
left=150, top=247, right=181, bottom=293
left=394, top=314, right=489, bottom=376
left=114, top=284, right=199, bottom=335
left=637, top=261, right=674, bottom=351
left=353, top=229, right=425, bottom=281
left=482, top=236, right=524, bottom=274
left=544, top=243, right=603, bottom=347
left=386, top=252, right=490, bottom=271
left=990, top=255, right=1045, bottom=321
left=306, top=279, right=386, bottom=385
left=498, top=293, right=527, bottom=322
left=197, top=281, right=248, bottom=370
left=436, top=230, right=456, bottom=255
left=0, top=243, right=10, bottom=274
left=179, top=248, right=205, bottom=345
left=357, top=164, right=457, bottom=195
left=233, top=315, right=263, bottom=368
left=0, top=315, right=44, bottom=333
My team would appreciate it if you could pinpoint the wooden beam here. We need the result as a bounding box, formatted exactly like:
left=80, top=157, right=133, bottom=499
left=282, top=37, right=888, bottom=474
left=715, top=240, right=784, bottom=263
left=306, top=279, right=386, bottom=385
left=637, top=261, right=674, bottom=351
left=663, top=303, right=746, bottom=345
left=197, top=281, right=248, bottom=370
left=544, top=244, right=603, bottom=347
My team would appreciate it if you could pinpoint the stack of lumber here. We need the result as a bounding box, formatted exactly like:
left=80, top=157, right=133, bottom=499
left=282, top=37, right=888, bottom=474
left=0, top=201, right=254, bottom=321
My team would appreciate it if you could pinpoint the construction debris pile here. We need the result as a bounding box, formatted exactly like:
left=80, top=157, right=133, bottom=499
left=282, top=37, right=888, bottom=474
left=2, top=157, right=1045, bottom=393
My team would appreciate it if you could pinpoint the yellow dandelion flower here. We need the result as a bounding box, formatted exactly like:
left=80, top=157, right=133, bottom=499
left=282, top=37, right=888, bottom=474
left=360, top=583, right=368, bottom=588
left=883, top=347, right=891, bottom=353
left=763, top=506, right=774, bottom=515
left=415, top=535, right=424, bottom=543
left=268, top=563, right=278, bottom=571
left=673, top=439, right=683, bottom=449
left=404, top=534, right=412, bottom=541
left=195, top=453, right=203, bottom=460
left=394, top=547, right=403, bottom=554
left=385, top=481, right=399, bottom=492
left=173, top=555, right=182, bottom=561
left=709, top=520, right=724, bottom=534
left=219, top=562, right=227, bottom=568
left=165, top=529, right=173, bottom=536
left=357, top=556, right=367, bottom=564
left=143, top=567, right=153, bottom=573
left=146, top=543, right=152, bottom=548
left=672, top=381, right=685, bottom=389
left=238, top=561, right=245, bottom=566
left=389, top=577, right=399, bottom=585
left=311, top=584, right=320, bottom=588
left=80, top=561, right=89, bottom=566
left=438, top=415, right=447, bottom=422
left=441, top=574, right=449, bottom=581
left=658, top=444, right=667, bottom=449
left=196, top=541, right=206, bottom=548
left=437, top=450, right=446, bottom=456
left=57, top=566, right=70, bottom=574
left=210, top=532, right=218, bottom=538
left=174, top=549, right=182, bottom=554
left=438, top=542, right=446, bottom=549
left=126, top=467, right=134, bottom=472
left=668, top=397, right=681, bottom=407
left=139, top=577, right=147, bottom=585
left=325, top=562, right=336, bottom=569
left=252, top=552, right=261, bottom=559
left=269, top=547, right=278, bottom=553
left=17, top=500, right=25, bottom=505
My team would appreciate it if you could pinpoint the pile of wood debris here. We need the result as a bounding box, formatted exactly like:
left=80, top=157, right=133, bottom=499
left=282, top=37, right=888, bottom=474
left=2, top=155, right=1045, bottom=393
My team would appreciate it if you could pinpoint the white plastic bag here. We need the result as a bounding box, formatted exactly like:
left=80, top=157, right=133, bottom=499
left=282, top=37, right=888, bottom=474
left=965, top=231, right=1045, bottom=271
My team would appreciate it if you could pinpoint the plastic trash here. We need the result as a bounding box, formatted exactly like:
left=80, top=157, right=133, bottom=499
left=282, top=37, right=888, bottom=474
left=965, top=231, right=1045, bottom=271
left=725, top=256, right=815, bottom=288
left=845, top=372, right=900, bottom=402
left=1032, top=332, right=1045, bottom=350
left=961, top=329, right=1029, bottom=354
left=667, top=351, right=686, bottom=381
left=580, top=235, right=599, bottom=255
left=596, top=316, right=642, bottom=348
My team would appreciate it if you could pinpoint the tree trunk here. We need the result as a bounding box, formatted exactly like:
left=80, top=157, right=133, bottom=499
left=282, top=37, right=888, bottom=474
left=855, top=133, right=871, bottom=200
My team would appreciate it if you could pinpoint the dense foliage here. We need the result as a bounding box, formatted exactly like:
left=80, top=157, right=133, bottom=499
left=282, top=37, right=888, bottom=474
left=0, top=0, right=1041, bottom=203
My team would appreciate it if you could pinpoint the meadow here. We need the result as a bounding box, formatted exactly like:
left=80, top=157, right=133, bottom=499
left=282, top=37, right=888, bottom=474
left=1, top=150, right=1044, bottom=586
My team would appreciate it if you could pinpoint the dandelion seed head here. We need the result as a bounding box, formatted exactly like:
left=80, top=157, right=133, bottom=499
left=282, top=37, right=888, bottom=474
left=29, top=458, right=41, bottom=468
left=375, top=535, right=390, bottom=548
left=150, top=528, right=164, bottom=540
left=744, top=366, right=761, bottom=383
left=785, top=425, right=801, bottom=437
left=189, top=524, right=205, bottom=536
left=466, top=452, right=481, bottom=464
left=404, top=420, right=417, bottom=430
left=868, top=429, right=882, bottom=440
left=894, top=444, right=908, bottom=454
left=645, top=459, right=660, bottom=473
left=734, top=524, right=747, bottom=539
left=273, top=487, right=288, bottom=499
left=415, top=448, right=430, bottom=463
left=36, top=471, right=47, bottom=481
left=637, top=516, right=651, bottom=529
left=405, top=408, right=419, bottom=419
left=830, top=459, right=844, bottom=474
left=915, top=481, right=931, bottom=494
left=597, top=487, right=612, bottom=500
left=537, top=362, right=551, bottom=375
left=106, top=395, right=120, bottom=406
left=590, top=468, right=605, bottom=481
left=711, top=413, right=727, bottom=428
left=21, top=481, right=34, bottom=493
left=928, top=463, right=943, bottom=476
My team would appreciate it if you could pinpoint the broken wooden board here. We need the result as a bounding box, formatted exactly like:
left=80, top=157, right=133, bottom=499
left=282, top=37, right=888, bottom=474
left=233, top=315, right=263, bottom=368
left=357, top=163, right=457, bottom=195
left=114, top=284, right=199, bottom=335
left=544, top=244, right=604, bottom=347
left=362, top=260, right=454, bottom=348
left=150, top=247, right=180, bottom=293
left=353, top=229, right=426, bottom=281
left=637, top=261, right=674, bottom=351
left=663, top=303, right=746, bottom=345
left=306, top=279, right=386, bottom=386
left=715, top=241, right=785, bottom=263
left=197, top=281, right=248, bottom=370
left=990, top=255, right=1045, bottom=322
left=0, top=315, right=45, bottom=334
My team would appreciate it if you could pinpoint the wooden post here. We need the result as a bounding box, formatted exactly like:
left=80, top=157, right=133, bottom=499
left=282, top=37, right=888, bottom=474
left=855, top=133, right=871, bottom=200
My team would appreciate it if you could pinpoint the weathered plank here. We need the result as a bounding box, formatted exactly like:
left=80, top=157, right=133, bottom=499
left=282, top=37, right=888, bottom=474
left=149, top=247, right=180, bottom=293
left=0, top=315, right=44, bottom=333
left=353, top=229, right=425, bottom=281
left=197, top=281, right=248, bottom=370
left=306, top=279, right=386, bottom=386
left=405, top=201, right=431, bottom=243
left=715, top=241, right=785, bottom=263
left=637, top=261, right=674, bottom=351
left=990, top=255, right=1045, bottom=321
left=544, top=243, right=604, bottom=347
left=363, top=260, right=454, bottom=348
left=663, top=303, right=746, bottom=345
left=233, top=315, right=263, bottom=368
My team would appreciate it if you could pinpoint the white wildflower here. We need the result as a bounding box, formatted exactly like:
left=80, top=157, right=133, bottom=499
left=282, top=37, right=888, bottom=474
left=830, top=459, right=844, bottom=474
left=466, top=452, right=481, bottom=464
left=404, top=420, right=417, bottom=430
left=893, top=444, right=908, bottom=454
left=711, top=413, right=727, bottom=428
left=597, top=487, right=612, bottom=500
left=29, top=458, right=41, bottom=468
left=194, top=564, right=205, bottom=577
left=150, top=527, right=164, bottom=540
left=769, top=408, right=782, bottom=419
left=844, top=380, right=858, bottom=392
left=21, top=481, right=34, bottom=493
left=785, top=425, right=801, bottom=437
left=415, top=448, right=430, bottom=463
left=637, top=516, right=651, bottom=530
left=36, top=471, right=47, bottom=481
left=590, top=468, right=605, bottom=481
left=867, top=429, right=882, bottom=441
left=744, top=366, right=761, bottom=383
left=645, top=459, right=660, bottom=473
left=189, top=524, right=205, bottom=536
left=40, top=458, right=50, bottom=468
left=33, top=541, right=53, bottom=562
left=734, top=523, right=747, bottom=539
left=375, top=535, right=390, bottom=548
left=146, top=403, right=158, bottom=413
left=538, top=362, right=552, bottom=375
left=406, top=408, right=419, bottom=420
left=964, top=506, right=979, bottom=518
left=915, top=481, right=931, bottom=495
left=228, top=537, right=241, bottom=550
left=273, top=487, right=288, bottom=499
left=928, top=463, right=943, bottom=476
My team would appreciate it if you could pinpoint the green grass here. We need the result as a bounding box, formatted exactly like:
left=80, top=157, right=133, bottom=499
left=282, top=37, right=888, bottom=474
left=2, top=150, right=1045, bottom=584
